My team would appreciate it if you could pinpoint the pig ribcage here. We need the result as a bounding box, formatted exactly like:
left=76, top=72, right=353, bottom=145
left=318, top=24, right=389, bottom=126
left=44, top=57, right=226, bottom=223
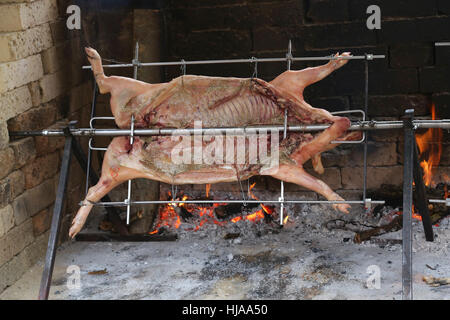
left=206, top=95, right=282, bottom=126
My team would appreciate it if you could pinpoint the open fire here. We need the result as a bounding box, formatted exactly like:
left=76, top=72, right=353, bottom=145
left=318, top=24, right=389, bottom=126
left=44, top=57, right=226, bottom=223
left=393, top=104, right=448, bottom=223
left=416, top=104, right=444, bottom=188
left=149, top=183, right=275, bottom=234
left=147, top=105, right=448, bottom=235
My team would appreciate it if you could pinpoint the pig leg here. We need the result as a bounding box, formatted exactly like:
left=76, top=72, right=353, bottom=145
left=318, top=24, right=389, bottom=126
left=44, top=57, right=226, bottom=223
left=311, top=154, right=324, bottom=174
left=68, top=137, right=151, bottom=238
left=290, top=116, right=351, bottom=166
left=270, top=52, right=351, bottom=97
left=310, top=131, right=362, bottom=174
left=270, top=52, right=354, bottom=173
left=68, top=173, right=124, bottom=238
left=85, top=47, right=149, bottom=95
left=264, top=164, right=350, bottom=213
left=85, top=47, right=150, bottom=120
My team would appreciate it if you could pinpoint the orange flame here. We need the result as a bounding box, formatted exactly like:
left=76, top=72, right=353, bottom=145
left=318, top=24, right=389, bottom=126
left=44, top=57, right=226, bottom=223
left=395, top=208, right=422, bottom=221
left=206, top=184, right=211, bottom=198
left=231, top=216, right=242, bottom=223
left=411, top=204, right=422, bottom=221
left=415, top=104, right=442, bottom=187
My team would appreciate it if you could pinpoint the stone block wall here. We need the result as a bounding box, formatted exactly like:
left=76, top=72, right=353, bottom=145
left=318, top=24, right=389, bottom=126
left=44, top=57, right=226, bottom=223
left=0, top=0, right=162, bottom=294
left=0, top=0, right=94, bottom=293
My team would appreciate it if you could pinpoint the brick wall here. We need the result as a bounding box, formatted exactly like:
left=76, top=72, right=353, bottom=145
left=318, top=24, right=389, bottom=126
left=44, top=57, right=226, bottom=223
left=0, top=0, right=94, bottom=293
left=161, top=0, right=450, bottom=200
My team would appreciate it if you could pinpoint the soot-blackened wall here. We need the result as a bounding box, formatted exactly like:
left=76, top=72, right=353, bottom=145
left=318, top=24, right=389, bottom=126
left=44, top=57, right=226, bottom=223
left=160, top=0, right=450, bottom=199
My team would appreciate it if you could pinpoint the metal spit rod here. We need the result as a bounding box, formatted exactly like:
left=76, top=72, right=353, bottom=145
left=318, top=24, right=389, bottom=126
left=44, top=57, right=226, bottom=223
left=11, top=119, right=450, bottom=137
left=81, top=54, right=386, bottom=70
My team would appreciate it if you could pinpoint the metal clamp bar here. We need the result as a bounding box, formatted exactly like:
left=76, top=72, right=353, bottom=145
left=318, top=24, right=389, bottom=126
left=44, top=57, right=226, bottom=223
left=81, top=54, right=386, bottom=70
left=330, top=109, right=366, bottom=144
left=435, top=42, right=450, bottom=46
left=88, top=138, right=107, bottom=151
left=429, top=198, right=450, bottom=206
left=364, top=198, right=372, bottom=211
left=89, top=116, right=115, bottom=128
left=82, top=199, right=386, bottom=207
left=88, top=116, right=115, bottom=151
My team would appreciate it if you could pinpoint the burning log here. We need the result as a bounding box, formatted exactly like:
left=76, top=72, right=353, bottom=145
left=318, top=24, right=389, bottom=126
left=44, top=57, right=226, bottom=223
left=353, top=215, right=403, bottom=243
left=423, top=275, right=450, bottom=287
left=174, top=205, right=192, bottom=221
left=214, top=203, right=259, bottom=220
left=413, top=183, right=450, bottom=226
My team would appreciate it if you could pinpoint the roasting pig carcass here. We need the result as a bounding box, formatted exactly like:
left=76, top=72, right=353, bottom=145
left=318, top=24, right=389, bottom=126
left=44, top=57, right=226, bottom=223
left=69, top=48, right=361, bottom=238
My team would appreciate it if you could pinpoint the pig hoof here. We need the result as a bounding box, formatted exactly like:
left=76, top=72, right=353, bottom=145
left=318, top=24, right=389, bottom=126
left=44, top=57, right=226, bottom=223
left=333, top=203, right=350, bottom=214
left=68, top=224, right=81, bottom=239
left=312, top=154, right=324, bottom=174
left=69, top=216, right=87, bottom=239
left=85, top=47, right=101, bottom=60
left=330, top=52, right=351, bottom=70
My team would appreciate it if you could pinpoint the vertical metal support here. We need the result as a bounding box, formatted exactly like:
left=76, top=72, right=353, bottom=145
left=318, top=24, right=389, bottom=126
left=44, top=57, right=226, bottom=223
left=126, top=42, right=139, bottom=225
left=38, top=123, right=75, bottom=300
left=280, top=40, right=292, bottom=225
left=362, top=55, right=369, bottom=210
left=85, top=79, right=98, bottom=196
left=133, top=42, right=139, bottom=80
left=402, top=109, right=414, bottom=300
left=413, top=140, right=434, bottom=241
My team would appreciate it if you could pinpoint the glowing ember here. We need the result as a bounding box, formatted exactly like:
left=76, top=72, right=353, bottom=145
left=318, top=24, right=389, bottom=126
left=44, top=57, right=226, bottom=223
left=261, top=204, right=273, bottom=215
left=231, top=216, right=242, bottom=223
left=149, top=183, right=274, bottom=234
left=416, top=104, right=443, bottom=187
left=395, top=208, right=423, bottom=222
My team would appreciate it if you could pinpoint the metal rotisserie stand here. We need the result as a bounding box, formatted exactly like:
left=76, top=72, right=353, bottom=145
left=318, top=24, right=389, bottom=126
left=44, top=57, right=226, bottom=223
left=9, top=41, right=450, bottom=300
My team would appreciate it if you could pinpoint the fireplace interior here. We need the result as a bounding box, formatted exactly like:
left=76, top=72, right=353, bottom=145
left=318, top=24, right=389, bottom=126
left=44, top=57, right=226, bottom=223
left=1, top=0, right=450, bottom=301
